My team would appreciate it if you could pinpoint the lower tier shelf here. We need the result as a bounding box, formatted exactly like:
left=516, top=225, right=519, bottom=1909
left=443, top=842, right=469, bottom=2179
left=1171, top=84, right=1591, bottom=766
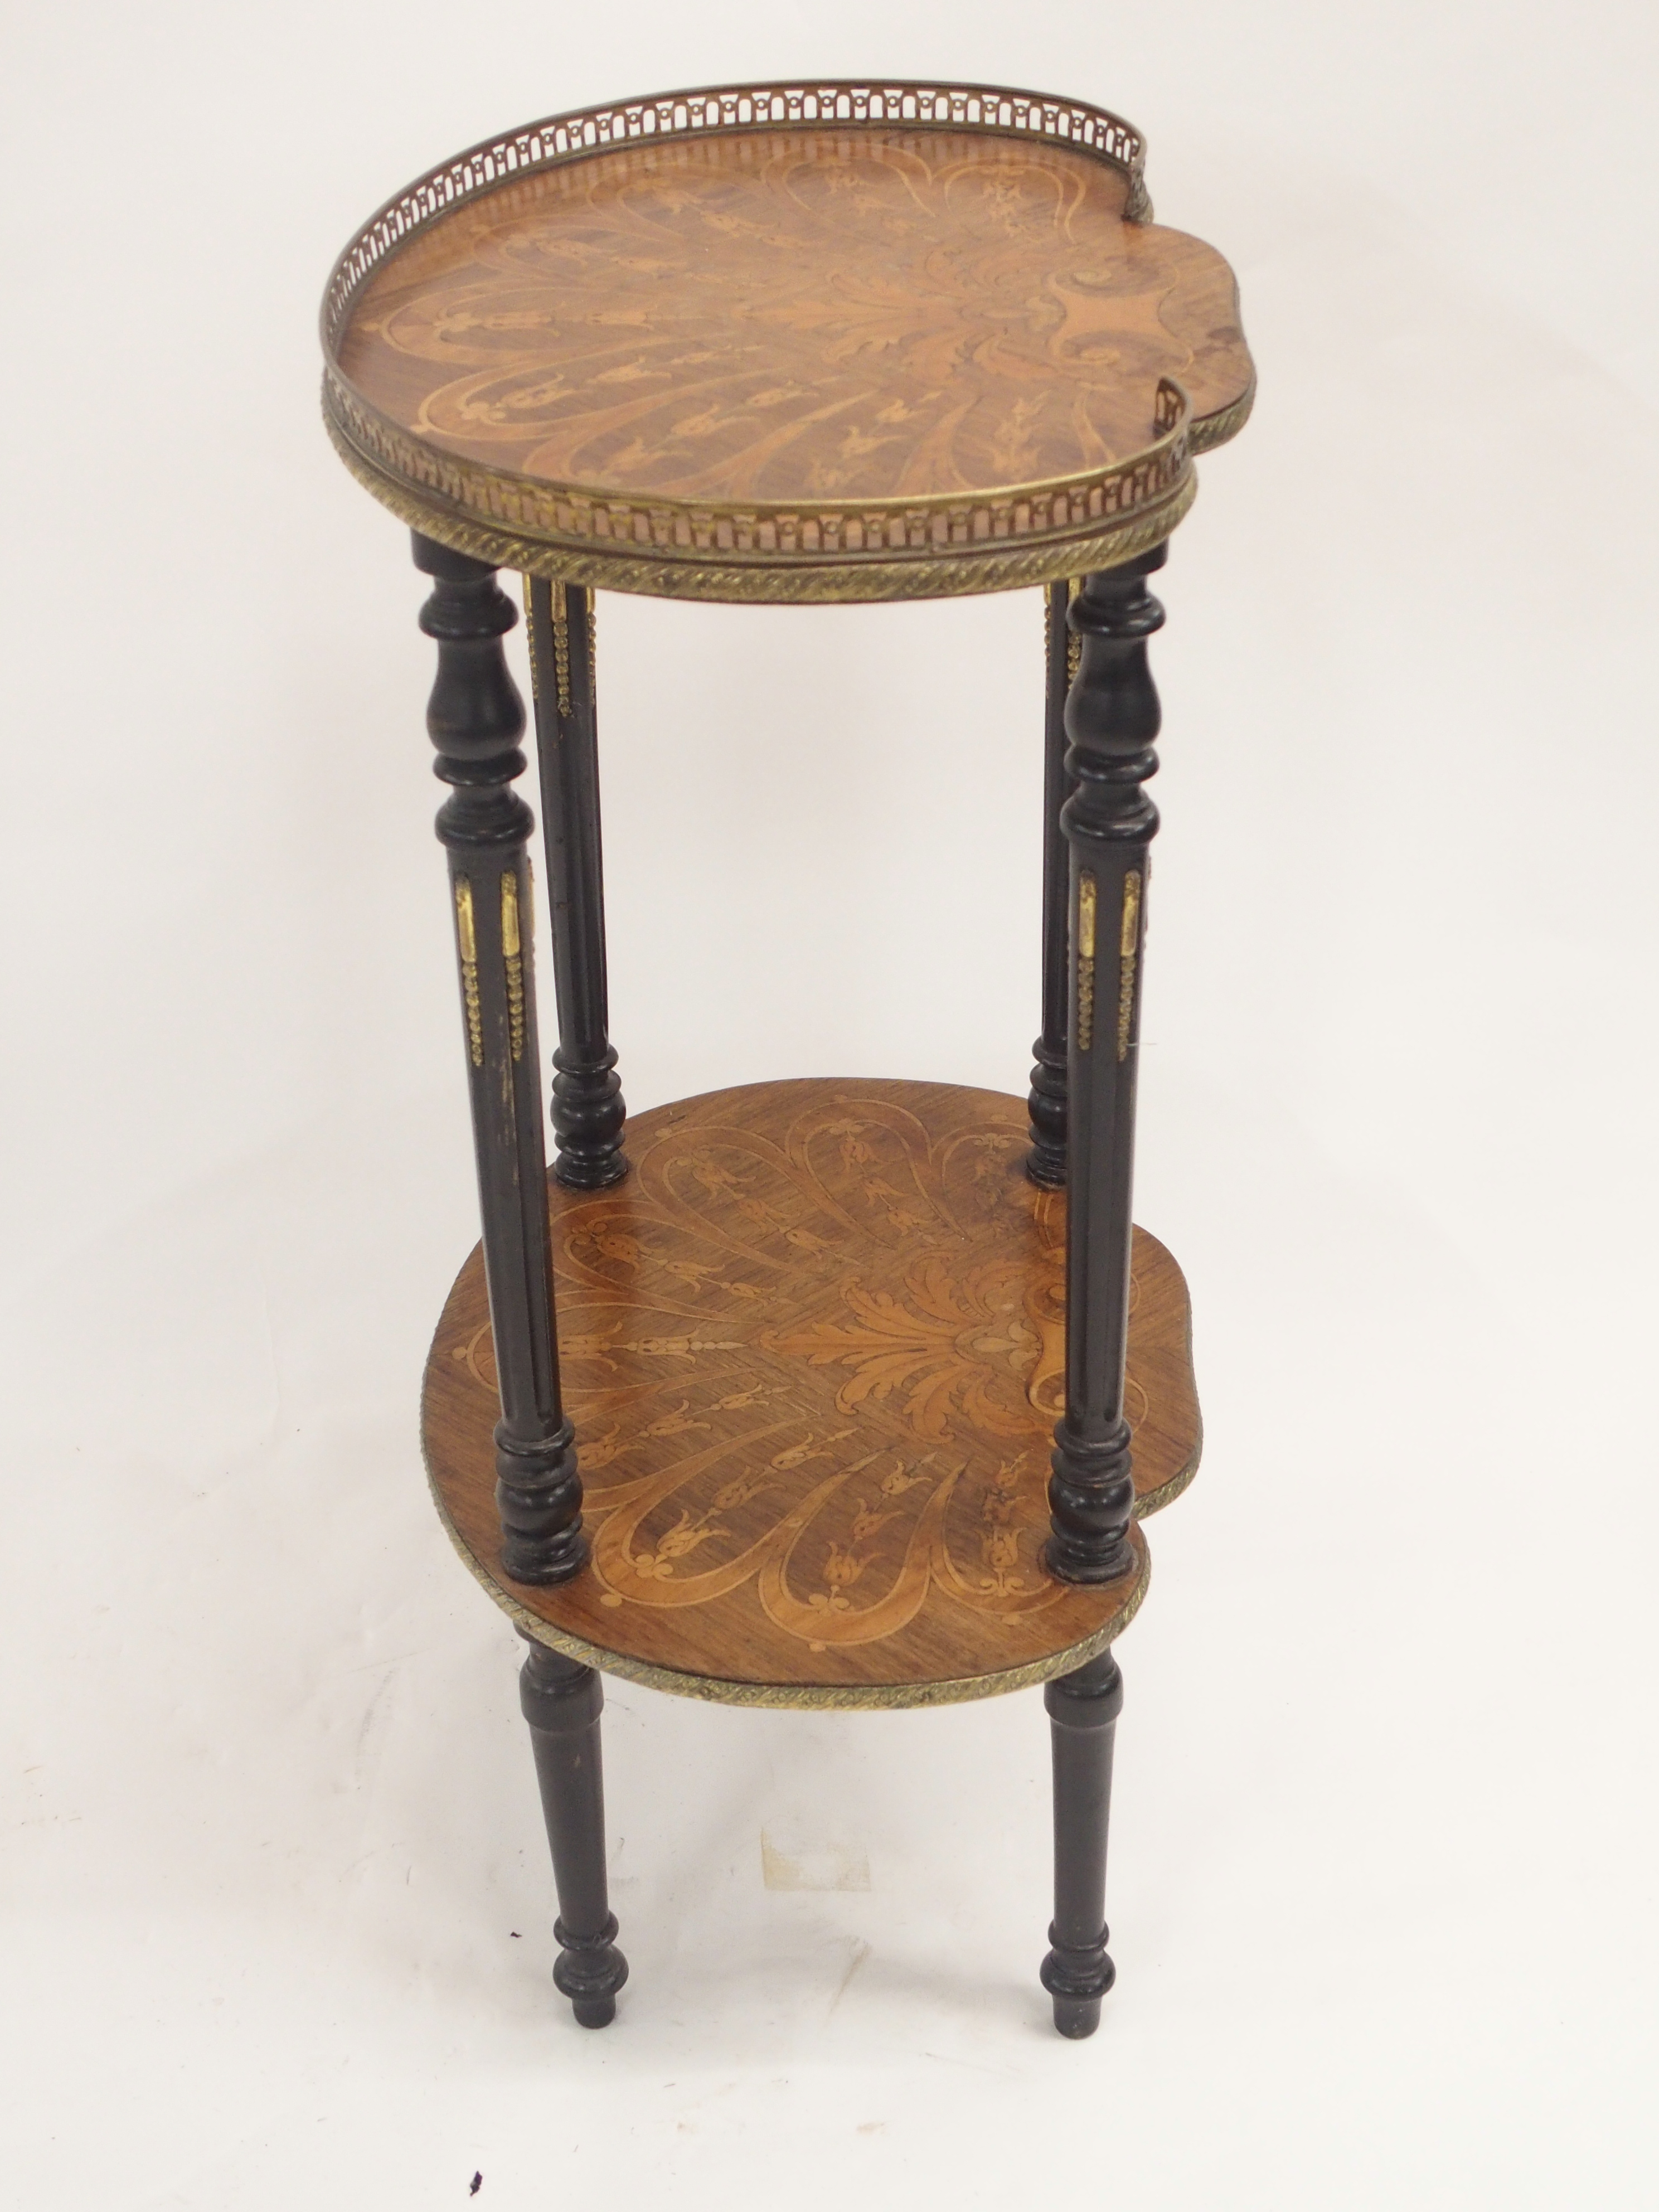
left=422, top=1078, right=1201, bottom=1709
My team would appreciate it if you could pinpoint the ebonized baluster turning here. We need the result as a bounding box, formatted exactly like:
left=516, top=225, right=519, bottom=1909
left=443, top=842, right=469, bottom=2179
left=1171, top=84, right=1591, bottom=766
left=1046, top=545, right=1166, bottom=1584
left=415, top=533, right=586, bottom=1585
left=523, top=578, right=628, bottom=1190
left=1027, top=578, right=1080, bottom=1187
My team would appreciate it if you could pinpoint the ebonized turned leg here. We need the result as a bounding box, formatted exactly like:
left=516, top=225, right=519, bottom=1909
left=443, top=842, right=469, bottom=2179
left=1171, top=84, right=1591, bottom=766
left=520, top=1636, right=629, bottom=2027
left=1027, top=578, right=1079, bottom=1188
left=415, top=534, right=586, bottom=1586
left=1041, top=1648, right=1124, bottom=2038
left=523, top=579, right=627, bottom=1190
left=1046, top=545, right=1166, bottom=1585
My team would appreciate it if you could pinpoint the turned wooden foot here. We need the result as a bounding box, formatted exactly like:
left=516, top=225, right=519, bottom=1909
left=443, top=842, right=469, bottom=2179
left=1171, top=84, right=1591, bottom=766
left=1041, top=1648, right=1123, bottom=2038
left=519, top=1636, right=628, bottom=2027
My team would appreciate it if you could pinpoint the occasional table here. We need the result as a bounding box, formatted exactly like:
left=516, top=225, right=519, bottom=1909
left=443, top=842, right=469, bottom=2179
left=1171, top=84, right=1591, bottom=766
left=321, top=80, right=1253, bottom=2038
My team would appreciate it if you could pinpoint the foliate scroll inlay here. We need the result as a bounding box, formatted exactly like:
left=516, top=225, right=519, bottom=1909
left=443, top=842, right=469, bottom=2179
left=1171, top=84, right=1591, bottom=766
left=427, top=1081, right=1197, bottom=1690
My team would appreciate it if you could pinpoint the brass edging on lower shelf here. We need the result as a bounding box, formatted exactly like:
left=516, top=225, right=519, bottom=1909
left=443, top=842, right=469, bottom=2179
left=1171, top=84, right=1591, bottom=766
left=421, top=1447, right=1153, bottom=1710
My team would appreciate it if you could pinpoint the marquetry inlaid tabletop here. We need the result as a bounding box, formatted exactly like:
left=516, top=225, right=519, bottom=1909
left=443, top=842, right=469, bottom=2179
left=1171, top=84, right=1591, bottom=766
left=323, top=82, right=1254, bottom=601
left=423, top=1080, right=1201, bottom=1708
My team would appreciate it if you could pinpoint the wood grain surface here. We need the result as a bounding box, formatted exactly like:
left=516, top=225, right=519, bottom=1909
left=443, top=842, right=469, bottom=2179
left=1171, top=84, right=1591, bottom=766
left=422, top=1080, right=1201, bottom=1705
left=338, top=127, right=1251, bottom=511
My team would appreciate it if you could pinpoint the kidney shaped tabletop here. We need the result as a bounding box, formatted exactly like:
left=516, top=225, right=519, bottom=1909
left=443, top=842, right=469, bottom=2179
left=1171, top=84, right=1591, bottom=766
left=322, top=83, right=1254, bottom=601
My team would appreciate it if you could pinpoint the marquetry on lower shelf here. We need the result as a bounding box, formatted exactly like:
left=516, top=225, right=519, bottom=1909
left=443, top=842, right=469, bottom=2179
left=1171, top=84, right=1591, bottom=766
left=423, top=1079, right=1201, bottom=1709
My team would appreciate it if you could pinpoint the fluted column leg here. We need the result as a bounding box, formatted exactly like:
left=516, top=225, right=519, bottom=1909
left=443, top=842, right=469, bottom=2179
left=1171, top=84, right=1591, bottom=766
left=1027, top=577, right=1079, bottom=1187
left=1046, top=545, right=1166, bottom=1585
left=415, top=533, right=585, bottom=1585
left=1041, top=1648, right=1124, bottom=2037
left=523, top=578, right=627, bottom=1190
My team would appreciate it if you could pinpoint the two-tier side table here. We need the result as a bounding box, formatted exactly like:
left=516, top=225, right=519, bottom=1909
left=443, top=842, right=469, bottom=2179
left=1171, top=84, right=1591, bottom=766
left=321, top=80, right=1253, bottom=2038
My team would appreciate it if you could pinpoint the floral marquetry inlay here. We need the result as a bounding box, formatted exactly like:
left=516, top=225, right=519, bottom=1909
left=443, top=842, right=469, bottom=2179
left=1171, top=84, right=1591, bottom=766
left=424, top=1080, right=1201, bottom=1704
left=323, top=89, right=1253, bottom=600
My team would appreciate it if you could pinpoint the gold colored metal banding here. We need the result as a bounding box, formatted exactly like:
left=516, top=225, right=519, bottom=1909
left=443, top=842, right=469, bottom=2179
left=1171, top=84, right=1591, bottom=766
left=323, top=406, right=1199, bottom=604
left=421, top=1455, right=1152, bottom=1710
left=321, top=373, right=1194, bottom=597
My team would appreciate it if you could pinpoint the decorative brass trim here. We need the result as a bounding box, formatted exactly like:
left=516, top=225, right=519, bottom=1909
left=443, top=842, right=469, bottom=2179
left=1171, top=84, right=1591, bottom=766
left=322, top=405, right=1198, bottom=605
left=1065, top=576, right=1083, bottom=686
left=1189, top=373, right=1256, bottom=455
left=1076, top=871, right=1098, bottom=1051
left=323, top=82, right=1152, bottom=356
left=501, top=871, right=525, bottom=1062
left=322, top=371, right=1192, bottom=590
left=551, top=581, right=573, bottom=718
left=1116, top=870, right=1142, bottom=1064
left=314, top=79, right=1258, bottom=603
left=520, top=575, right=540, bottom=702
left=454, top=877, right=483, bottom=1067
left=420, top=1452, right=1152, bottom=1710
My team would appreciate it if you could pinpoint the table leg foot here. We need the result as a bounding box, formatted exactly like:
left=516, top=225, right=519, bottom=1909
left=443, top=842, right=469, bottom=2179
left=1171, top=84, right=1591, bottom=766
left=1042, top=1648, right=1123, bottom=2038
left=520, top=1638, right=629, bottom=2027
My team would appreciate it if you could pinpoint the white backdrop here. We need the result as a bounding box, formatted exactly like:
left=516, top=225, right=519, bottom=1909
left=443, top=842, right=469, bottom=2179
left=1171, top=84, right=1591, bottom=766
left=3, top=4, right=1656, bottom=2205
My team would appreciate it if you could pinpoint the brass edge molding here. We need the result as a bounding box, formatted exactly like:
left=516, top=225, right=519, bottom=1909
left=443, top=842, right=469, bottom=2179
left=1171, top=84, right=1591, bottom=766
left=323, top=405, right=1197, bottom=605
left=1115, top=870, right=1142, bottom=1064
left=1134, top=1422, right=1202, bottom=1519
left=454, top=877, right=484, bottom=1066
left=501, top=871, right=525, bottom=1061
left=322, top=80, right=1151, bottom=355
left=1189, top=373, right=1256, bottom=456
left=419, top=1446, right=1151, bottom=1709
left=322, top=370, right=1192, bottom=578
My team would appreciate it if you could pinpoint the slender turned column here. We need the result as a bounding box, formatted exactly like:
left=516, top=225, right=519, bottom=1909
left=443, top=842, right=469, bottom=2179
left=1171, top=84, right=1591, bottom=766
left=1041, top=1649, right=1124, bottom=2037
left=415, top=533, right=586, bottom=1585
left=1027, top=578, right=1080, bottom=1187
left=1046, top=544, right=1166, bottom=1584
left=523, top=578, right=628, bottom=1190
left=520, top=1636, right=629, bottom=2027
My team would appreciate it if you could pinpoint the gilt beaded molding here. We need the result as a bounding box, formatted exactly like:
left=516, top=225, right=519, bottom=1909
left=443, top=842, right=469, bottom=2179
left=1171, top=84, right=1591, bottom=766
left=322, top=386, right=1199, bottom=604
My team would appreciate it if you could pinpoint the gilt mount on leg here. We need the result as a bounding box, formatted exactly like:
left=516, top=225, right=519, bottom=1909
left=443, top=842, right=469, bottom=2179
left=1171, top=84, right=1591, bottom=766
left=1028, top=578, right=1080, bottom=1189
left=524, top=578, right=628, bottom=1191
left=416, top=533, right=586, bottom=1585
left=1046, top=546, right=1166, bottom=1587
